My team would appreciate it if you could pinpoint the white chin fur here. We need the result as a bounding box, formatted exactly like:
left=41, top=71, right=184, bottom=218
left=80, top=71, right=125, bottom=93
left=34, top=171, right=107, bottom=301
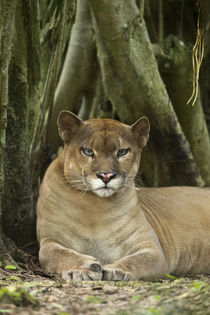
left=86, top=177, right=124, bottom=197
left=93, top=188, right=116, bottom=198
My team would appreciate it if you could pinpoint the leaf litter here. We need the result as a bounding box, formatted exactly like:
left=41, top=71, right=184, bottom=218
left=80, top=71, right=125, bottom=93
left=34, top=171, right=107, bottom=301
left=0, top=267, right=210, bottom=315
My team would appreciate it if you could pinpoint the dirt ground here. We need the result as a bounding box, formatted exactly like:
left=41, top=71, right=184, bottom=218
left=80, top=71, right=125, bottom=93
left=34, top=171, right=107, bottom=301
left=0, top=266, right=210, bottom=315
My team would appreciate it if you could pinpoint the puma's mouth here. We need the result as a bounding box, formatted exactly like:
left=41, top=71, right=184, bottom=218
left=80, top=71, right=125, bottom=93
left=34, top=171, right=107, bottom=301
left=85, top=175, right=126, bottom=198
left=91, top=180, right=124, bottom=198
left=94, top=187, right=116, bottom=198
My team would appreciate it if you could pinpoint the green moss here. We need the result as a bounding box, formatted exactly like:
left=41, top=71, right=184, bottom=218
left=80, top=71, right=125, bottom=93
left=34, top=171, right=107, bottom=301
left=147, top=307, right=164, bottom=315
left=132, top=294, right=142, bottom=301
left=85, top=295, right=107, bottom=303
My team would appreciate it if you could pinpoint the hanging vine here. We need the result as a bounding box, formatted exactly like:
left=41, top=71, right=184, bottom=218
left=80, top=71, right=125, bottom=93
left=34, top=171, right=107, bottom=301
left=187, top=0, right=205, bottom=106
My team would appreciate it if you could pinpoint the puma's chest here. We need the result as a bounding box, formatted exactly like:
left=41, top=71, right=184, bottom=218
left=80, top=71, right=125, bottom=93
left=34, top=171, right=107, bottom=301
left=45, top=185, right=144, bottom=264
left=58, top=204, right=144, bottom=264
left=57, top=211, right=127, bottom=264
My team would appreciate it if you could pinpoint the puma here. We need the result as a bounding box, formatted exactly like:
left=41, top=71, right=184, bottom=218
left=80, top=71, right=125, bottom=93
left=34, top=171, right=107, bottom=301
left=37, top=110, right=210, bottom=281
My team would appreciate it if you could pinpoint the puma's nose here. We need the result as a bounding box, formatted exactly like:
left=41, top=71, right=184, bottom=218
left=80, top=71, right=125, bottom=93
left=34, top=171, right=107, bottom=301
left=96, top=171, right=117, bottom=183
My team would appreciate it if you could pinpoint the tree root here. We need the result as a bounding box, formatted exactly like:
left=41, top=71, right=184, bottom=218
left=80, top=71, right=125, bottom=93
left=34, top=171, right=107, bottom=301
left=0, top=233, right=40, bottom=274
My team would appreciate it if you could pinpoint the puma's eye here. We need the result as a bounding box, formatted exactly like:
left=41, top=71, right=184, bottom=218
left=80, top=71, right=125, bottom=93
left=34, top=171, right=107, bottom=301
left=81, top=148, right=94, bottom=157
left=117, top=148, right=130, bottom=157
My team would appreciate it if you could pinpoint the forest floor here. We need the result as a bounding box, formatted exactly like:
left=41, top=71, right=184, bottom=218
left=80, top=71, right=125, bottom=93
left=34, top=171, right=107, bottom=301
left=0, top=266, right=210, bottom=315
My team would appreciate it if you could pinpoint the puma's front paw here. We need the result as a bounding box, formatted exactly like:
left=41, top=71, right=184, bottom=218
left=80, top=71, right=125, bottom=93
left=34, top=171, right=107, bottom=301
left=102, top=265, right=133, bottom=281
left=62, top=262, right=103, bottom=281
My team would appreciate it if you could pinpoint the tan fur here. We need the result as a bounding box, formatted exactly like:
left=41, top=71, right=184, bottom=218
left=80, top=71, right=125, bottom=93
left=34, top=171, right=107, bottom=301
left=37, top=111, right=210, bottom=281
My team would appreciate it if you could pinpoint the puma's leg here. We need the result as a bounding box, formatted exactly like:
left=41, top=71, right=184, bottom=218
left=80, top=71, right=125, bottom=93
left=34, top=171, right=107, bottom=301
left=39, top=238, right=103, bottom=281
left=103, top=247, right=168, bottom=281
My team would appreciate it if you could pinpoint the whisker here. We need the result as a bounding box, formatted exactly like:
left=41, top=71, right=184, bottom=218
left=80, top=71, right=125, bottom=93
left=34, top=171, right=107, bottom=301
left=80, top=187, right=89, bottom=197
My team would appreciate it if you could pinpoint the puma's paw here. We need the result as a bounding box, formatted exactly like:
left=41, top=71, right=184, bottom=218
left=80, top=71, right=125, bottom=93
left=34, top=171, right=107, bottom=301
left=62, top=262, right=103, bottom=281
left=102, top=265, right=132, bottom=281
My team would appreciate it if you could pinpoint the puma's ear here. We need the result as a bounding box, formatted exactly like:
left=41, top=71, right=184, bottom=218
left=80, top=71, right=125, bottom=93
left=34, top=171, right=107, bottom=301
left=57, top=110, right=83, bottom=142
left=131, top=116, right=150, bottom=148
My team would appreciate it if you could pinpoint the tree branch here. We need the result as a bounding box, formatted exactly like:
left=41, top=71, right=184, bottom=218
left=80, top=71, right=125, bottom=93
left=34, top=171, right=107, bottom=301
left=48, top=0, right=98, bottom=152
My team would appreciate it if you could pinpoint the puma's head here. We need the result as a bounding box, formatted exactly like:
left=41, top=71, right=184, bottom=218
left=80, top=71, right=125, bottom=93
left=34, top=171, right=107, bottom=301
left=57, top=111, right=150, bottom=198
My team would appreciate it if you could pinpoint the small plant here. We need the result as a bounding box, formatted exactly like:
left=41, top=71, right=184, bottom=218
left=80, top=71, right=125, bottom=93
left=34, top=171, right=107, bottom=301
left=0, top=286, right=39, bottom=308
left=4, top=265, right=17, bottom=271
left=193, top=281, right=208, bottom=292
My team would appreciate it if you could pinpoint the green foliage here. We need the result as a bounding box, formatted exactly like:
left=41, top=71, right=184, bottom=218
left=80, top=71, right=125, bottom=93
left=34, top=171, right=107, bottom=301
left=4, top=265, right=16, bottom=270
left=193, top=281, right=208, bottom=292
left=0, top=286, right=39, bottom=308
left=154, top=295, right=161, bottom=301
left=165, top=274, right=176, bottom=280
left=0, top=310, right=12, bottom=314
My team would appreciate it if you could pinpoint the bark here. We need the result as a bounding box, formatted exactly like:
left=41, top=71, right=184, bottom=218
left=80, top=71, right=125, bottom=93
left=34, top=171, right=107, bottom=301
left=155, top=35, right=210, bottom=185
left=88, top=0, right=203, bottom=186
left=30, top=0, right=73, bottom=196
left=0, top=0, right=75, bottom=265
left=2, top=0, right=40, bottom=247
left=200, top=1, right=210, bottom=133
left=0, top=0, right=17, bottom=211
left=0, top=0, right=18, bottom=264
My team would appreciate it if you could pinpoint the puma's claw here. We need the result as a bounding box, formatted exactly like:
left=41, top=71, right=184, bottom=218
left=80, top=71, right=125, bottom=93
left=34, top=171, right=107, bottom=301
left=62, top=262, right=103, bottom=281
left=102, top=266, right=132, bottom=281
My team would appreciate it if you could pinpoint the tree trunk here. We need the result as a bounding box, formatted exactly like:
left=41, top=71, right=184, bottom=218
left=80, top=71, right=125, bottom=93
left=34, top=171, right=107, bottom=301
left=30, top=0, right=73, bottom=198
left=88, top=0, right=204, bottom=186
left=1, top=0, right=40, bottom=248
left=0, top=0, right=76, bottom=268
left=49, top=0, right=98, bottom=152
left=0, top=0, right=18, bottom=264
left=155, top=35, right=210, bottom=185
left=48, top=0, right=207, bottom=186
